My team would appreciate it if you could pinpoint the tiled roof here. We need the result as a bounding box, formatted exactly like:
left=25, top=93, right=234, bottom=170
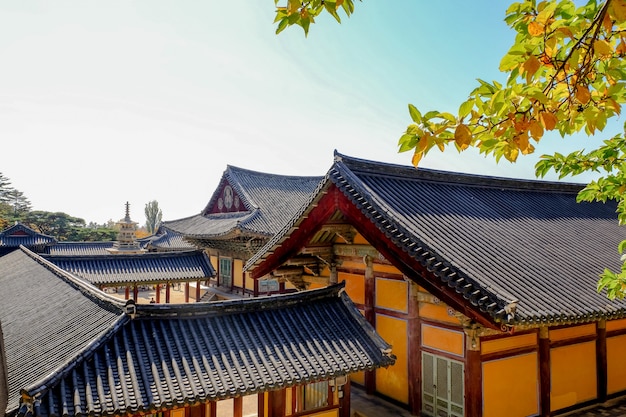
left=0, top=223, right=56, bottom=251
left=141, top=228, right=196, bottom=251
left=8, top=276, right=393, bottom=417
left=0, top=248, right=126, bottom=416
left=248, top=151, right=626, bottom=327
left=42, top=250, right=215, bottom=286
left=42, top=241, right=115, bottom=256
left=163, top=166, right=322, bottom=239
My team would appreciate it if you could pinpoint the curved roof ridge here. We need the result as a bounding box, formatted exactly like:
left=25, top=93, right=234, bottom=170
left=134, top=282, right=346, bottom=318
left=334, top=150, right=586, bottom=194
left=21, top=246, right=128, bottom=309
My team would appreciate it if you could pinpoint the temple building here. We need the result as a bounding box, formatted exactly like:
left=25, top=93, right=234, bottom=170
left=0, top=247, right=395, bottom=417
left=162, top=165, right=323, bottom=299
left=246, top=151, right=626, bottom=417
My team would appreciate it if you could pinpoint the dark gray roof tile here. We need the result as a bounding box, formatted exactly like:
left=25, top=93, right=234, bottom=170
left=42, top=251, right=215, bottom=286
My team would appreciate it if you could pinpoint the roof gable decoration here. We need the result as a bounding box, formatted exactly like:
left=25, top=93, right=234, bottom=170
left=209, top=181, right=244, bottom=214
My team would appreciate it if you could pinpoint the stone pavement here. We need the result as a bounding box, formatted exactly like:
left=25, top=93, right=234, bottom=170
left=350, top=385, right=626, bottom=417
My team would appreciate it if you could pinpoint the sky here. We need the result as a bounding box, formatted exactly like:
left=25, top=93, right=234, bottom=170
left=0, top=1, right=616, bottom=226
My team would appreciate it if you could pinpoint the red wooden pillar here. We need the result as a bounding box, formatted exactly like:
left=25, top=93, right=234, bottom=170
left=268, top=389, right=286, bottom=417
left=196, top=280, right=201, bottom=301
left=125, top=286, right=130, bottom=300
left=257, top=393, right=265, bottom=417
left=363, top=255, right=376, bottom=395
left=166, top=282, right=171, bottom=304
left=465, top=338, right=482, bottom=417
left=156, top=284, right=161, bottom=303
left=597, top=320, right=607, bottom=403
left=233, top=397, right=243, bottom=417
left=339, top=378, right=351, bottom=417
left=133, top=285, right=139, bottom=301
left=539, top=326, right=551, bottom=416
left=407, top=282, right=421, bottom=415
left=207, top=401, right=216, bottom=417
left=185, top=282, right=190, bottom=303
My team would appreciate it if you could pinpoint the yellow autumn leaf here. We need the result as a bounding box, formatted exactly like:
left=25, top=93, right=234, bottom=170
left=528, top=21, right=544, bottom=37
left=594, top=39, right=613, bottom=57
left=287, top=0, right=300, bottom=14
left=608, top=98, right=622, bottom=115
left=528, top=120, right=544, bottom=140
left=504, top=143, right=520, bottom=162
left=611, top=0, right=626, bottom=22
left=412, top=149, right=423, bottom=167
left=454, top=124, right=472, bottom=150
left=539, top=111, right=557, bottom=131
left=575, top=85, right=591, bottom=104
left=545, top=36, right=557, bottom=58
left=556, top=27, right=574, bottom=39
left=523, top=55, right=541, bottom=82
left=416, top=133, right=430, bottom=152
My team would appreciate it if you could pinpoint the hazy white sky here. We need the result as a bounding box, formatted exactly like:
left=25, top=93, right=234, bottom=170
left=0, top=1, right=613, bottom=226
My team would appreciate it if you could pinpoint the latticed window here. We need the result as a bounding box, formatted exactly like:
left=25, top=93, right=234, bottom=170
left=219, top=257, right=232, bottom=288
left=296, top=381, right=329, bottom=412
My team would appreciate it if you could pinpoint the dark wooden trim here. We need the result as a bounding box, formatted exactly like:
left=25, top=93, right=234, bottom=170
left=481, top=345, right=538, bottom=362
left=550, top=334, right=596, bottom=349
left=257, top=393, right=265, bottom=417
left=268, top=389, right=286, bottom=417
left=597, top=320, right=607, bottom=403
left=420, top=346, right=465, bottom=362
left=419, top=318, right=464, bottom=332
left=607, top=327, right=626, bottom=338
left=539, top=328, right=550, bottom=417
left=207, top=402, right=216, bottom=417
left=407, top=287, right=421, bottom=415
left=233, top=397, right=242, bottom=417
left=340, top=378, right=351, bottom=417
left=372, top=307, right=409, bottom=319
left=364, top=254, right=376, bottom=396
left=480, top=328, right=535, bottom=342
left=465, top=348, right=482, bottom=417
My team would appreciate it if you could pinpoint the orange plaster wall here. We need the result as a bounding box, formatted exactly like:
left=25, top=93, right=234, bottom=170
left=551, top=342, right=597, bottom=411
left=233, top=259, right=243, bottom=288
left=482, top=353, right=539, bottom=417
left=607, top=318, right=626, bottom=332
left=339, top=272, right=365, bottom=305
left=245, top=271, right=255, bottom=291
left=353, top=233, right=368, bottom=245
left=549, top=323, right=595, bottom=342
left=210, top=255, right=218, bottom=270
left=421, top=324, right=464, bottom=357
left=481, top=333, right=537, bottom=355
left=373, top=263, right=400, bottom=275
left=419, top=302, right=460, bottom=326
left=375, top=278, right=408, bottom=312
left=170, top=409, right=185, bottom=417
left=607, top=334, right=626, bottom=394
left=350, top=371, right=365, bottom=386
left=285, top=280, right=297, bottom=290
left=375, top=314, right=408, bottom=404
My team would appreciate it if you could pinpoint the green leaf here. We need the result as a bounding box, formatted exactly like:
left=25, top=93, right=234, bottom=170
left=408, top=104, right=422, bottom=123
left=459, top=100, right=474, bottom=119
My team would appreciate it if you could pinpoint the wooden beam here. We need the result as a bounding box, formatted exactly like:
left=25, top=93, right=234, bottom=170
left=539, top=327, right=550, bottom=416
left=597, top=320, right=607, bottom=403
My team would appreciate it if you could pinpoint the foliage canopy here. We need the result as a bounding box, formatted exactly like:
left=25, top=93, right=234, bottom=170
left=275, top=0, right=626, bottom=299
